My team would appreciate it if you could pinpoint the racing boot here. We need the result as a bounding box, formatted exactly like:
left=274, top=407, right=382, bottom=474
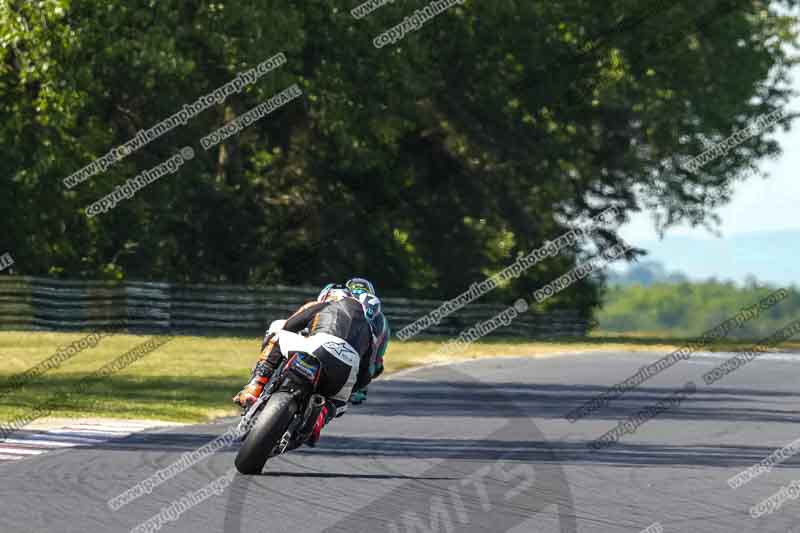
left=349, top=387, right=368, bottom=404
left=232, top=360, right=274, bottom=408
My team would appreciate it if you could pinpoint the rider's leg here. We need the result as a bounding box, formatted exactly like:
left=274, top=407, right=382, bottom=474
left=233, top=335, right=284, bottom=407
left=305, top=338, right=359, bottom=446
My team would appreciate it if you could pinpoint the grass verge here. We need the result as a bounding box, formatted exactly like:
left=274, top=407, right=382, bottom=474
left=0, top=330, right=796, bottom=425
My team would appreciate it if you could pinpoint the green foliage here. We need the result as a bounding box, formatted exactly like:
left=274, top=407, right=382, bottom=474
left=597, top=281, right=800, bottom=338
left=0, top=0, right=797, bottom=318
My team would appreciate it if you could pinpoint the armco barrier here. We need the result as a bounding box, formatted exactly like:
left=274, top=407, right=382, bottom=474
left=0, top=276, right=591, bottom=337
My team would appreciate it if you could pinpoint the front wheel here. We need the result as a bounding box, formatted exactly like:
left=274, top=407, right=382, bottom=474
left=235, top=391, right=298, bottom=475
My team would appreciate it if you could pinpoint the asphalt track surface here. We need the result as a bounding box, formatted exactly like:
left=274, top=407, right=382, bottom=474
left=2, top=350, right=800, bottom=533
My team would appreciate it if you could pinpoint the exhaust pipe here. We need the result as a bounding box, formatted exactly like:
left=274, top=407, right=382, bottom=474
left=298, top=394, right=326, bottom=441
left=310, top=394, right=326, bottom=408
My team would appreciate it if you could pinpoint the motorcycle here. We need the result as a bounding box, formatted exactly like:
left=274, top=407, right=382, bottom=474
left=234, top=348, right=327, bottom=475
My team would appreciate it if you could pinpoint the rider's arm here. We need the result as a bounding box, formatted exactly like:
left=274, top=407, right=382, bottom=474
left=260, top=299, right=320, bottom=350
left=354, top=334, right=375, bottom=391
left=282, top=301, right=327, bottom=333
left=260, top=319, right=287, bottom=350
left=256, top=301, right=325, bottom=369
left=373, top=320, right=390, bottom=378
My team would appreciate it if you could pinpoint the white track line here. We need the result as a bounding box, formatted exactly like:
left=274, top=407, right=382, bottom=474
left=45, top=427, right=117, bottom=434
left=65, top=424, right=144, bottom=433
left=0, top=446, right=45, bottom=456
left=2, top=438, right=79, bottom=448
left=381, top=351, right=592, bottom=380
left=0, top=422, right=163, bottom=466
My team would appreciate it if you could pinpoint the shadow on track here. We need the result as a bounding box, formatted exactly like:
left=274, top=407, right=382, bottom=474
left=48, top=376, right=800, bottom=472
left=257, top=471, right=459, bottom=480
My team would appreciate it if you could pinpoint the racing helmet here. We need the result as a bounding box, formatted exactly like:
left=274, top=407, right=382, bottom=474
left=317, top=283, right=352, bottom=303
left=345, top=278, right=376, bottom=297
left=347, top=278, right=382, bottom=322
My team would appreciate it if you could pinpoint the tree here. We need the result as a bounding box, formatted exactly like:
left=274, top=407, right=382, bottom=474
left=0, top=0, right=796, bottom=319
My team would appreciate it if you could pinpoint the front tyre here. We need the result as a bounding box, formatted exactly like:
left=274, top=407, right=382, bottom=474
left=235, top=391, right=298, bottom=475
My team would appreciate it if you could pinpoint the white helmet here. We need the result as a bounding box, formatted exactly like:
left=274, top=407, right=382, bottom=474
left=317, top=283, right=352, bottom=303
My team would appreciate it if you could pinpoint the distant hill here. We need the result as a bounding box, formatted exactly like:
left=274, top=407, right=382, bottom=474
left=607, top=261, right=688, bottom=287
left=613, top=229, right=800, bottom=288
left=596, top=282, right=800, bottom=338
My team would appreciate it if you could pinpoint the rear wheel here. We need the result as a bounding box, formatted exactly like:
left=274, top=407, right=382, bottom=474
left=235, top=392, right=298, bottom=475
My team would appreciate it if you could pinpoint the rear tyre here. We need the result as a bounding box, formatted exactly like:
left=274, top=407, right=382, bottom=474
left=235, top=391, right=298, bottom=475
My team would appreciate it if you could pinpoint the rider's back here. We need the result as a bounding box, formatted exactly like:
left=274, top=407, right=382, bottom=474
left=310, top=297, right=373, bottom=357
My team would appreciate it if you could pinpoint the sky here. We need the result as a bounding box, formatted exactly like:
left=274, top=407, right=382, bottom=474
left=615, top=58, right=799, bottom=285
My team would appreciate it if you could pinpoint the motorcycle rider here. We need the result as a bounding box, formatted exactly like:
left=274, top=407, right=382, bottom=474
left=249, top=277, right=390, bottom=404
left=345, top=278, right=390, bottom=404
left=233, top=284, right=374, bottom=446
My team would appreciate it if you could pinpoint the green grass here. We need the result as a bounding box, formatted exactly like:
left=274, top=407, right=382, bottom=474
left=0, top=330, right=796, bottom=425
